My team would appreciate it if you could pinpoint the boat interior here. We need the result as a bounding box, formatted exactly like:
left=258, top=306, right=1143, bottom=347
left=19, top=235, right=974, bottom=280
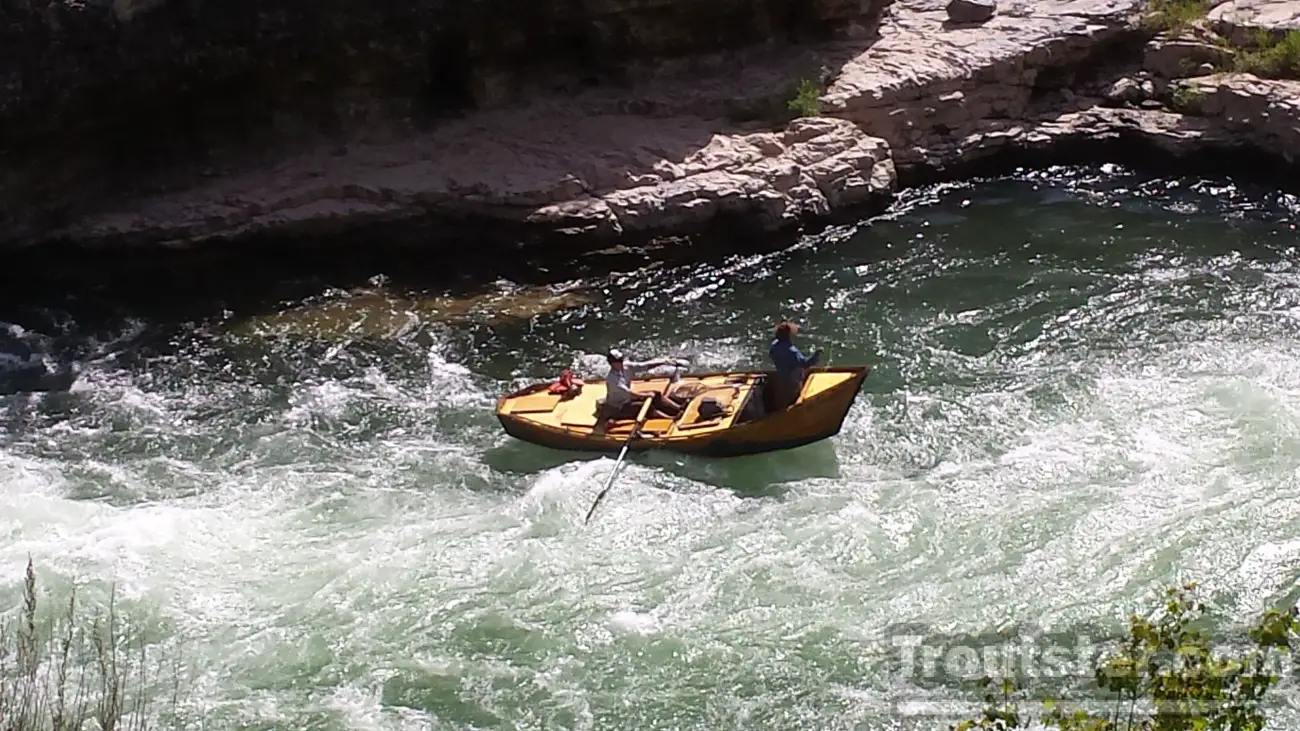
left=498, top=369, right=854, bottom=440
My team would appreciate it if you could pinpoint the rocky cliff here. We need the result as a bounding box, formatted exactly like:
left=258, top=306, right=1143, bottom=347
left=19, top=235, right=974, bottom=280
left=3, top=0, right=1300, bottom=263
left=3, top=0, right=873, bottom=139
left=0, top=0, right=882, bottom=243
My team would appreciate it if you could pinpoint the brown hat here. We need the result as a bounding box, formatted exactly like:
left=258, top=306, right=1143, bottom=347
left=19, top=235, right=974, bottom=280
left=774, top=320, right=799, bottom=338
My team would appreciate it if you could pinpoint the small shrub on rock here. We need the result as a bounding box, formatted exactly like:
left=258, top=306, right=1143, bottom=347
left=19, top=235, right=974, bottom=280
left=1235, top=28, right=1300, bottom=78
left=1169, top=82, right=1206, bottom=110
left=1141, top=0, right=1211, bottom=32
left=787, top=78, right=823, bottom=118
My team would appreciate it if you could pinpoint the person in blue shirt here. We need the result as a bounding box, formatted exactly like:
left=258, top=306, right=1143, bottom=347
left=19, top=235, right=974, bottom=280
left=769, top=320, right=821, bottom=410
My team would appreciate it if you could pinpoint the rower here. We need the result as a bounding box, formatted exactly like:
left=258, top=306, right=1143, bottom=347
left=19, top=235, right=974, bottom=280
left=769, top=320, right=821, bottom=410
left=598, top=349, right=688, bottom=424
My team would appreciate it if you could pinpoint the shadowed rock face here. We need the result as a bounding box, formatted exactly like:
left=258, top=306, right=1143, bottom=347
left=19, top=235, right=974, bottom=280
left=7, top=0, right=1145, bottom=256
left=0, top=0, right=886, bottom=244
left=0, top=0, right=870, bottom=144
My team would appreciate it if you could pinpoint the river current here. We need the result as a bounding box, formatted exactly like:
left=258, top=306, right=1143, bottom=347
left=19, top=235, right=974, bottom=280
left=4, top=165, right=1300, bottom=730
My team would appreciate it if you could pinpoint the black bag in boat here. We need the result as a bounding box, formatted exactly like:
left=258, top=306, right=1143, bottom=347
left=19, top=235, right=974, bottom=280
left=696, top=396, right=725, bottom=422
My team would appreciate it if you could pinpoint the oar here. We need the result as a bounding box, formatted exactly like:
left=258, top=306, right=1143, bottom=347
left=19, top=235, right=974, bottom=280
left=583, top=395, right=654, bottom=525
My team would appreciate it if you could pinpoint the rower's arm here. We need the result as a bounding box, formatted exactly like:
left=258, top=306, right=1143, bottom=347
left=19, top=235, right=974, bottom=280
left=794, top=346, right=820, bottom=367
left=625, top=358, right=673, bottom=373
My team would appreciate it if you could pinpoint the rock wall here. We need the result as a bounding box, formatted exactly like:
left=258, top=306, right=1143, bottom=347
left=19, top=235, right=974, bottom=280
left=0, top=0, right=885, bottom=242
left=1, top=0, right=874, bottom=138
left=5, top=0, right=1300, bottom=266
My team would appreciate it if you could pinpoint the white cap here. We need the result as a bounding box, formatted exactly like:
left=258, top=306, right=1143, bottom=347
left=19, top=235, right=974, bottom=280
left=607, top=349, right=624, bottom=361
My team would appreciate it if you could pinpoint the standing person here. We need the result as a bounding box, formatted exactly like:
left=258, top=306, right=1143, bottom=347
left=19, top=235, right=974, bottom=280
left=769, top=320, right=821, bottom=410
left=601, top=349, right=687, bottom=421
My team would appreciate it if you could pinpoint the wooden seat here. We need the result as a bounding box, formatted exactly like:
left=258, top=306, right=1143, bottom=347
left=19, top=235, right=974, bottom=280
left=606, top=417, right=674, bottom=437
left=639, top=418, right=675, bottom=436
left=559, top=392, right=603, bottom=427
left=504, top=392, right=562, bottom=415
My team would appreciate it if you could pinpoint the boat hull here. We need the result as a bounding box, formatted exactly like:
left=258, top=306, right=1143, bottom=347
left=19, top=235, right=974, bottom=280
left=495, top=365, right=869, bottom=458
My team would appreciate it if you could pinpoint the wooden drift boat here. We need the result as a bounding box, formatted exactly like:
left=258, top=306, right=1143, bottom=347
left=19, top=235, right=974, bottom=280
left=494, top=365, right=870, bottom=458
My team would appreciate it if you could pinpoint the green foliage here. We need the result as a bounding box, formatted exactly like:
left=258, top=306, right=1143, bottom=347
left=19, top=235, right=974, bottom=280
left=1233, top=28, right=1300, bottom=78
left=1169, top=81, right=1206, bottom=111
left=953, top=677, right=1023, bottom=730
left=951, top=582, right=1300, bottom=731
left=1140, top=0, right=1210, bottom=33
left=787, top=78, right=823, bottom=119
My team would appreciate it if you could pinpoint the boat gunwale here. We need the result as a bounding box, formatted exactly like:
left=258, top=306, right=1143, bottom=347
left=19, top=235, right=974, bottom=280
left=495, top=365, right=870, bottom=403
left=494, top=365, right=871, bottom=449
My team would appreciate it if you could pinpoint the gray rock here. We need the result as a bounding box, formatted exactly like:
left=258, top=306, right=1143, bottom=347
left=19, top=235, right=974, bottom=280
left=947, top=0, right=997, bottom=24
left=1141, top=37, right=1236, bottom=79
left=1207, top=0, right=1300, bottom=44
left=1107, top=77, right=1149, bottom=104
left=0, top=325, right=76, bottom=395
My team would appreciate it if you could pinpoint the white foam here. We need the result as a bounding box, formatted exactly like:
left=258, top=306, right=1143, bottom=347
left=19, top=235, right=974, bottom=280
left=6, top=194, right=1300, bottom=728
left=609, top=609, right=662, bottom=635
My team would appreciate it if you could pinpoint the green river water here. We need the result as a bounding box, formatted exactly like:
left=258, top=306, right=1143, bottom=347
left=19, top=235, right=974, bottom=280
left=4, top=164, right=1300, bottom=729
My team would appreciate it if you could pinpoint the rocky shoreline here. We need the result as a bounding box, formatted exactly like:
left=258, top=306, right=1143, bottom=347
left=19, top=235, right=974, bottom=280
left=3, top=0, right=1300, bottom=280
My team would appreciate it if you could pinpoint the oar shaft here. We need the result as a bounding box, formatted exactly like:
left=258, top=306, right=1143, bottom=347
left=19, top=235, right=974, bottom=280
left=583, top=397, right=654, bottom=524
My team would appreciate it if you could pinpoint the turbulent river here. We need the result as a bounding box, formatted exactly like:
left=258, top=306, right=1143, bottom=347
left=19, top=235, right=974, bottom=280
left=5, top=165, right=1300, bottom=730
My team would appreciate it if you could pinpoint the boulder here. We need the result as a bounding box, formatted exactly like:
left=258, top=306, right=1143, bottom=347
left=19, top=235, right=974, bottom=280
left=1107, top=77, right=1150, bottom=104
left=822, top=0, right=1144, bottom=168
left=947, top=0, right=997, bottom=24
left=1207, top=0, right=1300, bottom=43
left=897, top=72, right=1300, bottom=174
left=0, top=324, right=77, bottom=395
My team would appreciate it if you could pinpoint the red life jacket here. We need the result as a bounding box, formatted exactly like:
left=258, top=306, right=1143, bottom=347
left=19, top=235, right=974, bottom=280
left=547, top=369, right=575, bottom=394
